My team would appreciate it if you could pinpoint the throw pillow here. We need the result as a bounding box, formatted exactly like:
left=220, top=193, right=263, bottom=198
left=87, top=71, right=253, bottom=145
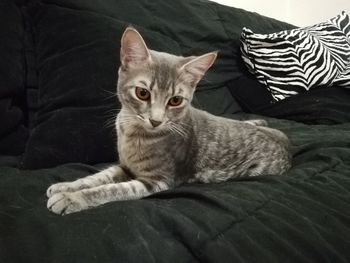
left=240, top=12, right=350, bottom=101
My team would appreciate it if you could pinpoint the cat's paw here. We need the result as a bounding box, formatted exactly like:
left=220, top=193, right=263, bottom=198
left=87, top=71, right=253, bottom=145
left=47, top=192, right=87, bottom=215
left=47, top=182, right=77, bottom=198
left=245, top=119, right=268, bottom=127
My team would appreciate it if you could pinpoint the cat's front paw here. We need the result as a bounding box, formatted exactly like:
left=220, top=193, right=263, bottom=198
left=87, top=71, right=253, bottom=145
left=47, top=192, right=87, bottom=215
left=47, top=182, right=77, bottom=198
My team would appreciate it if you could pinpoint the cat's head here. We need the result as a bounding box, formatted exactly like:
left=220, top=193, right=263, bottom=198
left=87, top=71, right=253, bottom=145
left=117, top=27, right=216, bottom=133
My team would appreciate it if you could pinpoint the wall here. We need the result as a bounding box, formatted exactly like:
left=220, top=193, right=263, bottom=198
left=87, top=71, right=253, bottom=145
left=211, top=0, right=350, bottom=26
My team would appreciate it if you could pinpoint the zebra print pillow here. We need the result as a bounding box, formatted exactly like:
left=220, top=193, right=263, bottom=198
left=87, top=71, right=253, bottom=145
left=240, top=12, right=350, bottom=101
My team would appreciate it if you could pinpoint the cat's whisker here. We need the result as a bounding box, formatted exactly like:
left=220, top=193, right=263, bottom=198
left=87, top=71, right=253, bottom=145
left=179, top=122, right=191, bottom=129
left=103, top=114, right=118, bottom=124
left=172, top=121, right=189, bottom=133
left=178, top=125, right=190, bottom=135
left=117, top=115, right=139, bottom=131
left=167, top=127, right=178, bottom=138
left=103, top=118, right=117, bottom=129
left=100, top=89, right=123, bottom=101
left=167, top=126, right=178, bottom=137
left=104, top=94, right=118, bottom=100
left=102, top=109, right=121, bottom=128
left=100, top=88, right=115, bottom=95
left=118, top=117, right=138, bottom=124
left=169, top=120, right=191, bottom=132
left=168, top=123, right=187, bottom=139
left=119, top=121, right=134, bottom=128
left=118, top=113, right=139, bottom=118
left=100, top=87, right=123, bottom=96
left=105, top=108, right=121, bottom=114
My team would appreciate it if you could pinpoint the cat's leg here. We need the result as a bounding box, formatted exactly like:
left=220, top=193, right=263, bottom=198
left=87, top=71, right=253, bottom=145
left=47, top=165, right=130, bottom=198
left=47, top=178, right=170, bottom=215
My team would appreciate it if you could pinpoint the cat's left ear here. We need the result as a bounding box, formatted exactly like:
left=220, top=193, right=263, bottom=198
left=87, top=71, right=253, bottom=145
left=180, top=52, right=217, bottom=86
left=120, top=27, right=151, bottom=69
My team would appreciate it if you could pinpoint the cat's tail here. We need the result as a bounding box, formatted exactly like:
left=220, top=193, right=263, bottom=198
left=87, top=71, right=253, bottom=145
left=256, top=125, right=292, bottom=175
left=257, top=126, right=289, bottom=145
left=244, top=119, right=290, bottom=148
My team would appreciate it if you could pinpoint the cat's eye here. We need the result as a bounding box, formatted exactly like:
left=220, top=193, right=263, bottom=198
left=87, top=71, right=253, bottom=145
left=135, top=87, right=150, bottom=101
left=168, top=96, right=183, bottom=107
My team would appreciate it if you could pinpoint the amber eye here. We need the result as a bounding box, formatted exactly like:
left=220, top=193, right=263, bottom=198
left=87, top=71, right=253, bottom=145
left=168, top=96, right=183, bottom=107
left=135, top=87, right=150, bottom=101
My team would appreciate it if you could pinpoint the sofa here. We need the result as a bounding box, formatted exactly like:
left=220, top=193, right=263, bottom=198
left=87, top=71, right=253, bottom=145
left=1, top=0, right=350, bottom=262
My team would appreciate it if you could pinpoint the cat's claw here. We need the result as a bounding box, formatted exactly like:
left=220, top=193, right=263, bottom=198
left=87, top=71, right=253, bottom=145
left=47, top=192, right=87, bottom=215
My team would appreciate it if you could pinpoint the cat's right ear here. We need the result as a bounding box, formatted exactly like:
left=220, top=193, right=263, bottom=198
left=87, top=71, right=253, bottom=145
left=120, top=27, right=151, bottom=69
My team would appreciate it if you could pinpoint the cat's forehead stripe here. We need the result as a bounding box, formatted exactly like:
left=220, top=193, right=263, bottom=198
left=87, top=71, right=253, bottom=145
left=151, top=61, right=178, bottom=95
left=149, top=76, right=156, bottom=91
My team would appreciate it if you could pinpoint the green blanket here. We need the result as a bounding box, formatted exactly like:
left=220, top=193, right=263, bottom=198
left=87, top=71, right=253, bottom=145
left=0, top=0, right=349, bottom=262
left=1, top=116, right=350, bottom=262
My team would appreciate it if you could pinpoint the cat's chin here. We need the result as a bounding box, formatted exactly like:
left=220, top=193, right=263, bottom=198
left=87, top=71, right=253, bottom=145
left=143, top=124, right=166, bottom=133
left=140, top=122, right=175, bottom=136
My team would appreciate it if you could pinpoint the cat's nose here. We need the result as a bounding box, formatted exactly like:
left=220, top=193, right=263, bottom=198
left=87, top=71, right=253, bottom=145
left=149, top=119, right=162, bottom=127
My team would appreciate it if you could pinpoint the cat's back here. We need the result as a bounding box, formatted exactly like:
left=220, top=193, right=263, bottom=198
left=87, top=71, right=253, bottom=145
left=190, top=108, right=291, bottom=178
left=190, top=108, right=258, bottom=137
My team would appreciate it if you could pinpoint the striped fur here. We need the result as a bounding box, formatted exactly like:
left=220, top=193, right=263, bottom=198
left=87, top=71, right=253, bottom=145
left=47, top=27, right=291, bottom=215
left=241, top=12, right=350, bottom=101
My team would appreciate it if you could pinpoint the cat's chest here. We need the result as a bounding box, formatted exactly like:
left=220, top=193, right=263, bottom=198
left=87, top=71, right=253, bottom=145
left=117, top=132, right=166, bottom=172
left=118, top=135, right=149, bottom=159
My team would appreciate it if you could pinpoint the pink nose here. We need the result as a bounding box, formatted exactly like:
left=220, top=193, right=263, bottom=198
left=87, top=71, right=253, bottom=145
left=149, top=119, right=162, bottom=127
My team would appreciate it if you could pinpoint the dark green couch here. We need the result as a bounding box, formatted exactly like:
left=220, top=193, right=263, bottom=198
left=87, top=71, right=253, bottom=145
left=1, top=0, right=350, bottom=262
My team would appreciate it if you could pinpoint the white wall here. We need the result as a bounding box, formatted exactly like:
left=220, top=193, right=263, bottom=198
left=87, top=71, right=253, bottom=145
left=211, top=0, right=350, bottom=26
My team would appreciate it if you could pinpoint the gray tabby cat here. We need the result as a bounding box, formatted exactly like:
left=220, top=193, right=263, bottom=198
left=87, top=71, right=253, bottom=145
left=47, top=27, right=291, bottom=215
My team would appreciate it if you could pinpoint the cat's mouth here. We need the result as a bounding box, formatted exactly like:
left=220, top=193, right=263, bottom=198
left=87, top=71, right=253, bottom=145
left=134, top=114, right=163, bottom=131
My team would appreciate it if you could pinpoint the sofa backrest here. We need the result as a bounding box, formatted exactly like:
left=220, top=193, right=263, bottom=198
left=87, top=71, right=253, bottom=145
left=0, top=0, right=294, bottom=168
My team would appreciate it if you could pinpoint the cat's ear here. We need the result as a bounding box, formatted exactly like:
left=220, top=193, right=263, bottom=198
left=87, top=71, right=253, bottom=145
left=120, top=27, right=151, bottom=68
left=180, top=52, right=217, bottom=86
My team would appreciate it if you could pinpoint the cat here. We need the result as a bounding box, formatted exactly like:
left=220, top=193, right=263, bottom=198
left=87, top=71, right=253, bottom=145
left=47, top=27, right=292, bottom=215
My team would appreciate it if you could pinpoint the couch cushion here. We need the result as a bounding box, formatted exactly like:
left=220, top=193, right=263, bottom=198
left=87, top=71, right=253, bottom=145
left=0, top=0, right=29, bottom=156
left=241, top=12, right=350, bottom=101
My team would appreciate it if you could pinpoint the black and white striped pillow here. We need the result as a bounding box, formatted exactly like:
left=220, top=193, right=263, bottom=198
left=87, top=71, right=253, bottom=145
left=240, top=12, right=350, bottom=101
